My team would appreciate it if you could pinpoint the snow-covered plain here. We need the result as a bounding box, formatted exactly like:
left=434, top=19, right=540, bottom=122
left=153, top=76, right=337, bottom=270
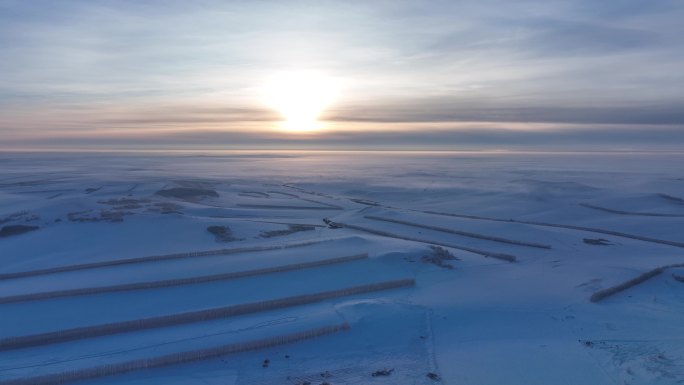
left=1, top=150, right=683, bottom=385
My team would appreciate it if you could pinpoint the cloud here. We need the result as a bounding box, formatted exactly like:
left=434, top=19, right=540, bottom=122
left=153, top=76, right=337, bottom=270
left=573, top=0, right=682, bottom=18
left=4, top=124, right=683, bottom=151
left=0, top=0, right=683, bottom=149
left=519, top=20, right=661, bottom=56
left=327, top=102, right=684, bottom=125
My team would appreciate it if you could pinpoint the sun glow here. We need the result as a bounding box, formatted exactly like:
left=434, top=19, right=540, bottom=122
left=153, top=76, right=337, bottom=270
left=262, top=71, right=339, bottom=132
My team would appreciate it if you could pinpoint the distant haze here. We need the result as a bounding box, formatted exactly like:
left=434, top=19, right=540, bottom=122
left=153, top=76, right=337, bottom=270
left=1, top=0, right=683, bottom=150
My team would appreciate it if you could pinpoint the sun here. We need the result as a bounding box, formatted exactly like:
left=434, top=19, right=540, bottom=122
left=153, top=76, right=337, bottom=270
left=261, top=70, right=339, bottom=132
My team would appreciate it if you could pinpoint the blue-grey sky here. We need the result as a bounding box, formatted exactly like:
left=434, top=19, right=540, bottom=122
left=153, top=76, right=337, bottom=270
left=1, top=0, right=683, bottom=150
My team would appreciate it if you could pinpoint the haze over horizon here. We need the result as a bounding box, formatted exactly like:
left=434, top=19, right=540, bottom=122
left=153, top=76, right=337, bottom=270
left=1, top=0, right=684, bottom=150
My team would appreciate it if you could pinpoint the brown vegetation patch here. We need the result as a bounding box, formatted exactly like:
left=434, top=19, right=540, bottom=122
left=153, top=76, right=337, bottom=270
left=0, top=225, right=39, bottom=238
left=155, top=187, right=219, bottom=200
left=207, top=225, right=240, bottom=242
left=260, top=224, right=315, bottom=238
left=421, top=246, right=459, bottom=269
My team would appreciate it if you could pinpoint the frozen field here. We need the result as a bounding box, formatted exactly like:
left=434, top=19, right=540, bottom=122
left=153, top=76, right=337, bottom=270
left=1, top=150, right=684, bottom=385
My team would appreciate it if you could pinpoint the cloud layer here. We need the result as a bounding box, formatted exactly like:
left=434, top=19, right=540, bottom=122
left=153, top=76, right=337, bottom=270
left=1, top=0, right=683, bottom=149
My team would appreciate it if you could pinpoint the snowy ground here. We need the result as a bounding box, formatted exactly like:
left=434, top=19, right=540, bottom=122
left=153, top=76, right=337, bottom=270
left=1, top=150, right=683, bottom=385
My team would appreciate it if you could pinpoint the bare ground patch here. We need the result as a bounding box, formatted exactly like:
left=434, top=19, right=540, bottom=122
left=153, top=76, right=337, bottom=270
left=260, top=225, right=316, bottom=238
left=155, top=187, right=219, bottom=201
left=0, top=225, right=39, bottom=238
left=207, top=225, right=241, bottom=242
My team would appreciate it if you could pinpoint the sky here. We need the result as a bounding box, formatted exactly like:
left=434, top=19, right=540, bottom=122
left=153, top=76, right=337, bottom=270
left=1, top=0, right=683, bottom=150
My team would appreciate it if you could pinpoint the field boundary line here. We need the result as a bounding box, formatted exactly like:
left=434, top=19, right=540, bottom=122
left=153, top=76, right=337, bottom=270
left=0, top=279, right=414, bottom=350
left=0, top=254, right=369, bottom=304
left=0, top=239, right=341, bottom=280
left=590, top=263, right=684, bottom=302
left=329, top=220, right=516, bottom=262
left=0, top=323, right=350, bottom=385
left=365, top=215, right=551, bottom=249
left=416, top=210, right=684, bottom=249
